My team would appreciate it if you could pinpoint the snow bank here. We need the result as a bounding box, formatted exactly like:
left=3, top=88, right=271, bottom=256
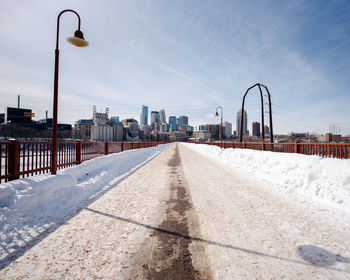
left=183, top=143, right=350, bottom=213
left=0, top=144, right=171, bottom=267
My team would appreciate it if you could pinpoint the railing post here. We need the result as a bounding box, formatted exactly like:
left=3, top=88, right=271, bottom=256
left=131, top=142, right=134, bottom=149
left=121, top=142, right=124, bottom=152
left=76, top=141, right=81, bottom=164
left=294, top=142, right=298, bottom=153
left=8, top=140, right=20, bottom=181
left=262, top=142, right=265, bottom=151
left=243, top=142, right=246, bottom=149
left=104, top=141, right=109, bottom=155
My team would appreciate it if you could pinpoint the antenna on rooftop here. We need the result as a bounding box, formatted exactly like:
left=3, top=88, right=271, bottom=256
left=105, top=107, right=109, bottom=114
left=18, top=94, right=20, bottom=108
left=93, top=105, right=96, bottom=113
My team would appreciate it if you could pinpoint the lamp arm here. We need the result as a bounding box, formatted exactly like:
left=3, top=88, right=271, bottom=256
left=56, top=9, right=81, bottom=50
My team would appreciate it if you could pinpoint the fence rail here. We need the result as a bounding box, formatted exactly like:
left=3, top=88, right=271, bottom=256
left=3, top=140, right=348, bottom=184
left=195, top=141, right=350, bottom=159
left=1, top=141, right=169, bottom=183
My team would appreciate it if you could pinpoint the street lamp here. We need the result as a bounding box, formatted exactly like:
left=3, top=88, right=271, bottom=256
left=215, top=106, right=223, bottom=148
left=51, top=9, right=89, bottom=175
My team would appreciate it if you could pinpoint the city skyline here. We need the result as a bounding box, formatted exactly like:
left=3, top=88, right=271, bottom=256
left=1, top=1, right=350, bottom=135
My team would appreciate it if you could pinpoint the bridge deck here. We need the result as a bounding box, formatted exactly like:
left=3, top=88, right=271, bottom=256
left=1, top=143, right=349, bottom=279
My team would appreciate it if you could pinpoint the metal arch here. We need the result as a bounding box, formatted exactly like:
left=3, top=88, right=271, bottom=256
left=239, top=83, right=274, bottom=143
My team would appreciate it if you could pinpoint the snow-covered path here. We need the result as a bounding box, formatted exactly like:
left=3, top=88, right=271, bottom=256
left=1, top=143, right=350, bottom=279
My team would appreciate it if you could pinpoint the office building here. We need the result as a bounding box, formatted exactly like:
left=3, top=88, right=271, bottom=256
left=252, top=122, right=261, bottom=137
left=198, top=125, right=205, bottom=131
left=159, top=109, right=166, bottom=124
left=0, top=113, right=4, bottom=124
left=150, top=111, right=160, bottom=128
left=161, top=123, right=168, bottom=133
left=224, top=121, right=232, bottom=136
left=236, top=109, right=248, bottom=138
left=179, top=115, right=188, bottom=125
left=140, top=105, right=148, bottom=126
left=168, top=116, right=177, bottom=131
left=205, top=124, right=220, bottom=140
left=264, top=125, right=270, bottom=134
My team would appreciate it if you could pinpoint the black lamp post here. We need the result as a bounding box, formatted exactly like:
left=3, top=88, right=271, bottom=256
left=215, top=106, right=223, bottom=148
left=51, top=9, right=89, bottom=175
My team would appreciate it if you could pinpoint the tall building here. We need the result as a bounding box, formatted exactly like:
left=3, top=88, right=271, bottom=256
left=236, top=109, right=248, bottom=138
left=160, top=123, right=168, bottom=133
left=252, top=122, right=260, bottom=137
left=150, top=111, right=160, bottom=128
left=224, top=121, right=232, bottom=136
left=159, top=109, right=166, bottom=124
left=168, top=116, right=177, bottom=131
left=205, top=124, right=220, bottom=140
left=0, top=113, right=5, bottom=124
left=140, top=105, right=148, bottom=126
left=264, top=125, right=270, bottom=134
left=179, top=115, right=188, bottom=125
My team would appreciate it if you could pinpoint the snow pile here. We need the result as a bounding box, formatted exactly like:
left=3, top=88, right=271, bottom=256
left=183, top=143, right=350, bottom=212
left=0, top=144, right=171, bottom=267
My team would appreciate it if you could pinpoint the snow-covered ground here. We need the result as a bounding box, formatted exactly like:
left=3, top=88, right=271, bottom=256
left=0, top=144, right=171, bottom=268
left=1, top=143, right=349, bottom=279
left=0, top=143, right=350, bottom=278
left=184, top=143, right=350, bottom=216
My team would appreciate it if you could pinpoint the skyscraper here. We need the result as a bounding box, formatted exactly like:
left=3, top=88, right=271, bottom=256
left=179, top=115, right=188, bottom=125
left=264, top=125, right=270, bottom=134
left=140, top=105, right=148, bottom=126
left=224, top=121, right=232, bottom=136
left=168, top=116, right=177, bottom=131
left=159, top=109, right=166, bottom=124
left=252, top=122, right=260, bottom=137
left=236, top=109, right=248, bottom=138
left=150, top=111, right=160, bottom=128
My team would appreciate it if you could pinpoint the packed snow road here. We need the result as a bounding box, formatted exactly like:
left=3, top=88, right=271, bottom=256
left=1, top=143, right=349, bottom=279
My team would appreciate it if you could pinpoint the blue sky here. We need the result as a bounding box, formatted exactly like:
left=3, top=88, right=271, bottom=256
left=0, top=0, right=349, bottom=134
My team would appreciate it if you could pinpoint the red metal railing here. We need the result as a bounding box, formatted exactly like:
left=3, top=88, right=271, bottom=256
left=0, top=141, right=170, bottom=183
left=194, top=141, right=350, bottom=159
left=1, top=142, right=10, bottom=182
